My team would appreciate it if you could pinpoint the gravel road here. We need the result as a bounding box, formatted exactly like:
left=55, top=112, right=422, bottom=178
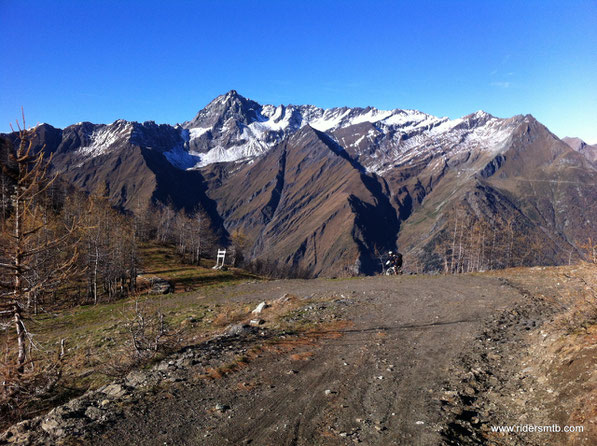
left=92, top=274, right=524, bottom=445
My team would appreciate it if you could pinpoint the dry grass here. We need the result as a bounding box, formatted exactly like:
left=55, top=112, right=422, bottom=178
left=236, top=381, right=257, bottom=391
left=549, top=266, right=597, bottom=442
left=137, top=242, right=260, bottom=293
left=201, top=356, right=250, bottom=380
left=289, top=352, right=314, bottom=361
left=500, top=263, right=597, bottom=444
left=212, top=307, right=250, bottom=327
left=0, top=359, right=62, bottom=428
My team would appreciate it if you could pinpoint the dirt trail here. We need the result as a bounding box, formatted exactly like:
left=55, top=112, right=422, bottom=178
left=91, top=274, right=524, bottom=446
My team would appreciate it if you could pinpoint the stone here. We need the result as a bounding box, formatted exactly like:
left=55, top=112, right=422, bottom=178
left=156, top=361, right=170, bottom=372
left=464, top=386, right=476, bottom=396
left=149, top=277, right=173, bottom=295
left=11, top=419, right=32, bottom=435
left=252, top=302, right=268, bottom=314
left=176, top=357, right=194, bottom=368
left=440, top=392, right=457, bottom=404
left=277, top=293, right=292, bottom=303
left=102, top=383, right=127, bottom=398
left=126, top=370, right=146, bottom=387
left=224, top=324, right=251, bottom=336
left=66, top=397, right=88, bottom=412
left=85, top=406, right=104, bottom=421
left=41, top=415, right=62, bottom=434
left=215, top=403, right=230, bottom=413
left=166, top=376, right=184, bottom=383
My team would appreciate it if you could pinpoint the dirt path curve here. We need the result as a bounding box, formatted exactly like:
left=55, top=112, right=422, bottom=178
left=94, top=274, right=523, bottom=446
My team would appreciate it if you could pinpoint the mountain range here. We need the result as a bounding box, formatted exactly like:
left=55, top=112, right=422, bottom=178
left=3, top=90, right=596, bottom=276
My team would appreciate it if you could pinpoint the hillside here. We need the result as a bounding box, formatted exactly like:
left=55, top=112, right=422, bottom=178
left=203, top=126, right=399, bottom=276
left=562, top=136, right=597, bottom=164
left=0, top=242, right=261, bottom=432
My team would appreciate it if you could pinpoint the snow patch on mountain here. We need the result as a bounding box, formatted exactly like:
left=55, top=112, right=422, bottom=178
left=163, top=145, right=201, bottom=169
left=309, top=109, right=352, bottom=131
left=197, top=146, right=254, bottom=166
left=76, top=121, right=132, bottom=158
left=367, top=112, right=518, bottom=175
left=189, top=127, right=210, bottom=139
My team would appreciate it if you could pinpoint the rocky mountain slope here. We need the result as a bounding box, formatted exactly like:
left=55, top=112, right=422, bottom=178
left=562, top=136, right=597, bottom=164
left=2, top=91, right=596, bottom=275
left=202, top=126, right=399, bottom=276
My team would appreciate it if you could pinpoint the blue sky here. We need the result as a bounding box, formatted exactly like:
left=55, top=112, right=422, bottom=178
left=1, top=0, right=596, bottom=142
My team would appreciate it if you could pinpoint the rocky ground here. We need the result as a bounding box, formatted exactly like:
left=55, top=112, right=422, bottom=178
left=1, top=265, right=595, bottom=445
left=441, top=266, right=596, bottom=446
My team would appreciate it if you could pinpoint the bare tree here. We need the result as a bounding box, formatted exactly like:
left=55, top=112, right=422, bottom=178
left=579, top=237, right=597, bottom=264
left=156, top=201, right=176, bottom=244
left=0, top=117, right=78, bottom=372
left=373, top=246, right=387, bottom=275
left=170, top=207, right=217, bottom=266
left=127, top=299, right=178, bottom=359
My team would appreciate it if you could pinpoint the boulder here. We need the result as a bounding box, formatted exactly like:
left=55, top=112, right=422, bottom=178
left=40, top=414, right=63, bottom=435
left=223, top=324, right=252, bottom=337
left=101, top=383, right=127, bottom=398
left=149, top=277, right=172, bottom=295
left=125, top=370, right=146, bottom=387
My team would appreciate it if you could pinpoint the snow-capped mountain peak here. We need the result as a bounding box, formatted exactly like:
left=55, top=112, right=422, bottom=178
left=54, top=91, right=524, bottom=174
left=175, top=92, right=482, bottom=168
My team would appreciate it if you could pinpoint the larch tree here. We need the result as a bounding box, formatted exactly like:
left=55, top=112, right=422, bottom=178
left=229, top=228, right=249, bottom=267
left=579, top=237, right=597, bottom=264
left=0, top=118, right=78, bottom=372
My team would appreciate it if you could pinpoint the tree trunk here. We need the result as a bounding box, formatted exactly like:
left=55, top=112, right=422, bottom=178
left=15, top=305, right=26, bottom=372
left=93, top=244, right=99, bottom=304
